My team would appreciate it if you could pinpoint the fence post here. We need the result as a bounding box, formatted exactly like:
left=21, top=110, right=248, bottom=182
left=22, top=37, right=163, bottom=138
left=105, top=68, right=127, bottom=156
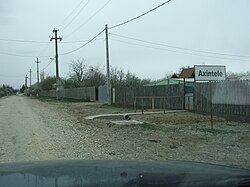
left=141, top=98, right=144, bottom=115
left=152, top=98, right=155, bottom=111
left=134, top=97, right=137, bottom=113
left=163, top=97, right=166, bottom=114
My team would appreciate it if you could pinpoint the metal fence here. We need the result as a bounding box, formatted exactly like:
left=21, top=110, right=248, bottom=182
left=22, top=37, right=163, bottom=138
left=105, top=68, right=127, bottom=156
left=98, top=84, right=108, bottom=103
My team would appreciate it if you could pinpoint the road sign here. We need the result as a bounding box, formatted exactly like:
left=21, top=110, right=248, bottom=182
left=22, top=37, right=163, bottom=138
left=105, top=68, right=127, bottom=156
left=194, top=65, right=226, bottom=81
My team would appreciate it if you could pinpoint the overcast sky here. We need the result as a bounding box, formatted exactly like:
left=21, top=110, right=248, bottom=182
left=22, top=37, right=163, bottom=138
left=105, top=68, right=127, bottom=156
left=1, top=0, right=250, bottom=88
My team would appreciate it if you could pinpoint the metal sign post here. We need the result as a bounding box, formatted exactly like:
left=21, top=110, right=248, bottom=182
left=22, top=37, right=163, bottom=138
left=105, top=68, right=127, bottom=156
left=209, top=80, right=213, bottom=129
left=194, top=65, right=226, bottom=129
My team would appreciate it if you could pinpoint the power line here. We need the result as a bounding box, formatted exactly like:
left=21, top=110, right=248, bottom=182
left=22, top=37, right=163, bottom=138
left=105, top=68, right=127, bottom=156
left=108, top=0, right=172, bottom=30
left=110, top=33, right=250, bottom=59
left=61, top=38, right=104, bottom=44
left=0, top=37, right=101, bottom=44
left=110, top=38, right=250, bottom=62
left=38, top=43, right=54, bottom=57
left=59, top=29, right=105, bottom=56
left=41, top=60, right=53, bottom=72
left=0, top=51, right=50, bottom=58
left=65, top=0, right=112, bottom=37
left=0, top=38, right=49, bottom=44
left=60, top=0, right=90, bottom=33
left=58, top=0, right=87, bottom=29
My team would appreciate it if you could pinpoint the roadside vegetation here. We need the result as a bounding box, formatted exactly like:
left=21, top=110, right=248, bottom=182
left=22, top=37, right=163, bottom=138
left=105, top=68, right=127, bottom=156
left=36, top=58, right=151, bottom=91
left=0, top=85, right=15, bottom=98
left=28, top=58, right=250, bottom=93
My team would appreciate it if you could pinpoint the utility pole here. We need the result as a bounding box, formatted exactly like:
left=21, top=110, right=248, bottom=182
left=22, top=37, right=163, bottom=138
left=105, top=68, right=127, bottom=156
left=29, top=69, right=32, bottom=88
left=25, top=74, right=28, bottom=89
left=50, top=29, right=62, bottom=79
left=35, top=57, right=40, bottom=86
left=105, top=24, right=111, bottom=105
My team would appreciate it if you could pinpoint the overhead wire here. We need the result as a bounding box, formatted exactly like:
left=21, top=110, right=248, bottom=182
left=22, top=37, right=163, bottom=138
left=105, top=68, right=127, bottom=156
left=108, top=0, right=172, bottom=30
left=59, top=29, right=105, bottom=56
left=38, top=43, right=53, bottom=56
left=0, top=1, right=171, bottom=57
left=0, top=37, right=53, bottom=58
left=60, top=0, right=90, bottom=33
left=61, top=38, right=104, bottom=44
left=58, top=0, right=87, bottom=29
left=65, top=0, right=112, bottom=37
left=58, top=0, right=171, bottom=55
left=0, top=37, right=101, bottom=44
left=110, top=33, right=250, bottom=59
left=0, top=38, right=49, bottom=44
left=0, top=52, right=51, bottom=58
left=110, top=38, right=250, bottom=62
left=41, top=59, right=54, bottom=72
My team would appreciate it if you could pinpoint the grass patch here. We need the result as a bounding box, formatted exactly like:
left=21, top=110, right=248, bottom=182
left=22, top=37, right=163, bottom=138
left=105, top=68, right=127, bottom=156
left=139, top=123, right=158, bottom=130
left=196, top=128, right=236, bottom=134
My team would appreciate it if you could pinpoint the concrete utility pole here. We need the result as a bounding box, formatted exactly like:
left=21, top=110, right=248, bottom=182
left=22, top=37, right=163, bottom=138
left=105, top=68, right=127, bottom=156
left=105, top=24, right=111, bottom=105
left=35, top=57, right=40, bottom=86
left=50, top=29, right=62, bottom=79
left=29, top=69, right=32, bottom=88
left=25, top=74, right=28, bottom=89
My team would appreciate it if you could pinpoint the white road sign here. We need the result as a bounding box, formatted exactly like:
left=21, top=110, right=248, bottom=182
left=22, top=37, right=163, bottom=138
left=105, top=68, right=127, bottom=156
left=194, top=65, right=226, bottom=81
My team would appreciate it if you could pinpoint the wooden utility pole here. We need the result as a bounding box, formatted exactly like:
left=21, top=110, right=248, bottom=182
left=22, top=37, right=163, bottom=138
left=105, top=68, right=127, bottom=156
left=35, top=57, right=40, bottom=86
left=50, top=29, right=62, bottom=79
left=105, top=24, right=111, bottom=105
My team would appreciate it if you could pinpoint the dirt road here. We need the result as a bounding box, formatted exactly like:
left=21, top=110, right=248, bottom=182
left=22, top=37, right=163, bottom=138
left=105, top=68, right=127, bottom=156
left=0, top=96, right=108, bottom=163
left=0, top=95, right=249, bottom=169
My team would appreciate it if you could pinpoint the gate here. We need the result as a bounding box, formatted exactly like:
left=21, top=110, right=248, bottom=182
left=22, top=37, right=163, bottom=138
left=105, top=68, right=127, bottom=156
left=98, top=84, right=108, bottom=103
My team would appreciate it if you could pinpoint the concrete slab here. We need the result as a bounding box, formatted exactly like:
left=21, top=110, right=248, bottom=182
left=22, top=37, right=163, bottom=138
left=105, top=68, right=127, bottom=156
left=85, top=110, right=187, bottom=120
left=108, top=120, right=144, bottom=126
left=85, top=113, right=129, bottom=120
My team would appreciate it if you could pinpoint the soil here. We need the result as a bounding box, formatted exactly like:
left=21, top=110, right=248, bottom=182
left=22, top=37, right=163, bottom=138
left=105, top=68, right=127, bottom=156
left=0, top=96, right=249, bottom=169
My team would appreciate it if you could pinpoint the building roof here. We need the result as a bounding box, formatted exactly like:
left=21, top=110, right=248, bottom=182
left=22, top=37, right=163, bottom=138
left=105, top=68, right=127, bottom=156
left=179, top=68, right=195, bottom=78
left=171, top=73, right=179, bottom=78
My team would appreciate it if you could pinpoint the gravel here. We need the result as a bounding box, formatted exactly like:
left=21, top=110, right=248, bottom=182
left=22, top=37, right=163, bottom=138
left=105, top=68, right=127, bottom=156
left=0, top=96, right=249, bottom=169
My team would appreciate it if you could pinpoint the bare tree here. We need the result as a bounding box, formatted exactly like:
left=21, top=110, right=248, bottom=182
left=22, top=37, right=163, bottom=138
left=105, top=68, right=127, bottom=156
left=69, top=58, right=87, bottom=86
left=67, top=60, right=151, bottom=88
left=84, top=65, right=106, bottom=87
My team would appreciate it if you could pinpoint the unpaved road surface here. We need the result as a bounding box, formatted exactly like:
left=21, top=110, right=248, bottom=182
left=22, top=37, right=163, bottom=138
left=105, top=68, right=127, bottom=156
left=0, top=96, right=108, bottom=163
left=0, top=96, right=250, bottom=169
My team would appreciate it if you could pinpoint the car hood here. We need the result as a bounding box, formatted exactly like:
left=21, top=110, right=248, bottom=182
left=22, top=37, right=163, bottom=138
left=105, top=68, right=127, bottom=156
left=0, top=160, right=249, bottom=187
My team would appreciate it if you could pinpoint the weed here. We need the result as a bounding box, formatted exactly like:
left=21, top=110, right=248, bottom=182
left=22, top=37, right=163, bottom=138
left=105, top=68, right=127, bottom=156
left=196, top=128, right=236, bottom=134
left=139, top=123, right=158, bottom=130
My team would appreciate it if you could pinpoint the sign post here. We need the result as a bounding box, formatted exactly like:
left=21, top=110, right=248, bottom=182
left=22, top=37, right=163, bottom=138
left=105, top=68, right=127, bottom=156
left=194, top=65, right=226, bottom=129
left=209, top=80, right=213, bottom=129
